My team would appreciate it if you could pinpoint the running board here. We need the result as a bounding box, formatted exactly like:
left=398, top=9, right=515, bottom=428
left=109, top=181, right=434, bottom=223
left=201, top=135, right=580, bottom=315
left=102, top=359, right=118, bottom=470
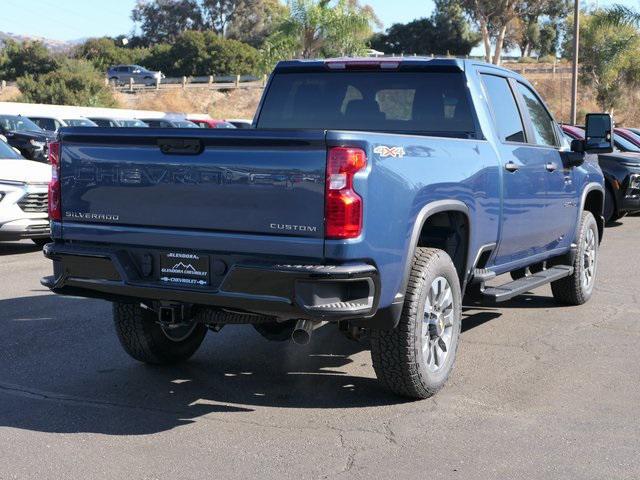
left=482, top=265, right=573, bottom=303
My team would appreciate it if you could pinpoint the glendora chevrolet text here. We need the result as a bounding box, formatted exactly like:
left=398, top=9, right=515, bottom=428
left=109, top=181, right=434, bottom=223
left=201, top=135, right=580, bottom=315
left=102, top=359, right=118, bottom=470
left=42, top=58, right=613, bottom=399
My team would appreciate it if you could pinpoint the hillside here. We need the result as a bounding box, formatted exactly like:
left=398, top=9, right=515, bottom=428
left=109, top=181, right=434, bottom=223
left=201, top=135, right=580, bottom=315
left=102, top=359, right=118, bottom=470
left=0, top=31, right=77, bottom=52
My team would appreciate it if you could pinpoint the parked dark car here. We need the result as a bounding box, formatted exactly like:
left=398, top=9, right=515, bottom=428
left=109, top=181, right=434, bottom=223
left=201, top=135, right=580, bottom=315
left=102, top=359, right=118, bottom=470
left=562, top=125, right=640, bottom=222
left=107, top=65, right=163, bottom=85
left=0, top=115, right=56, bottom=162
left=138, top=118, right=200, bottom=128
left=88, top=117, right=149, bottom=128
left=614, top=127, right=640, bottom=149
left=29, top=116, right=97, bottom=133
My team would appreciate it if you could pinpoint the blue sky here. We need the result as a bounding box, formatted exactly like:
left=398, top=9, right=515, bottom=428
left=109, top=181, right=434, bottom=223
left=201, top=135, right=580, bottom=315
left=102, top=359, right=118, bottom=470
left=0, top=0, right=636, bottom=42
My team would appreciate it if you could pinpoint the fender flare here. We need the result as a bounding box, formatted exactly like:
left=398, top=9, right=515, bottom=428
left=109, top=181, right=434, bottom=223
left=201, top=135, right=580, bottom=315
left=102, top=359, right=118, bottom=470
left=578, top=182, right=605, bottom=242
left=397, top=200, right=472, bottom=298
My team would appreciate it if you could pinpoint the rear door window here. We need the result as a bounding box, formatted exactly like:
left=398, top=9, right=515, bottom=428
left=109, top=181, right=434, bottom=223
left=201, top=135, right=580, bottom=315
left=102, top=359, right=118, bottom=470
left=258, top=71, right=477, bottom=138
left=480, top=74, right=526, bottom=143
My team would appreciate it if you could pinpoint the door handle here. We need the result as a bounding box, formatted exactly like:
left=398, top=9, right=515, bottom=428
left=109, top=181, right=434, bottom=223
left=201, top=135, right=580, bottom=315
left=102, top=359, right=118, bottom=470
left=158, top=138, right=203, bottom=155
left=545, top=162, right=558, bottom=172
left=504, top=161, right=519, bottom=172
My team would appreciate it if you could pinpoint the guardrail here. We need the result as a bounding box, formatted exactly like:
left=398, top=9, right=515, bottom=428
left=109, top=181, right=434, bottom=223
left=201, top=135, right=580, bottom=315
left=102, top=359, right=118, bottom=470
left=109, top=74, right=269, bottom=92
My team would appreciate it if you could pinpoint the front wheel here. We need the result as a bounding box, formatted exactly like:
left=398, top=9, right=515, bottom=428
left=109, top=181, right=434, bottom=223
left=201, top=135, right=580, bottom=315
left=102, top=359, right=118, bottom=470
left=370, top=248, right=462, bottom=399
left=551, top=211, right=599, bottom=305
left=113, top=303, right=207, bottom=364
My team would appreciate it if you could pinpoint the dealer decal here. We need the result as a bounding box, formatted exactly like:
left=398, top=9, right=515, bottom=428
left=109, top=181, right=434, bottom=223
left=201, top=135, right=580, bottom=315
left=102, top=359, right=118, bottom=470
left=373, top=146, right=406, bottom=158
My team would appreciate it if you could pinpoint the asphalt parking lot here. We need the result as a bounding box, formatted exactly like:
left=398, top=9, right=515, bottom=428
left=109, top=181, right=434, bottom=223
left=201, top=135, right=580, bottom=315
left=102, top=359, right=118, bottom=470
left=1, top=219, right=639, bottom=480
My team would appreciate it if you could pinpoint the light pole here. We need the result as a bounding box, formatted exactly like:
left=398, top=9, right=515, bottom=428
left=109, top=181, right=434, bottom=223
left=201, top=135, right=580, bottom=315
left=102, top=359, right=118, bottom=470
left=571, top=0, right=580, bottom=125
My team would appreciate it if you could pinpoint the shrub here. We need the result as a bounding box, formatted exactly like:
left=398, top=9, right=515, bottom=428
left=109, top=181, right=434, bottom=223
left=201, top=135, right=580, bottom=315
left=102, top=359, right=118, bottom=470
left=17, top=59, right=117, bottom=107
left=0, top=40, right=59, bottom=81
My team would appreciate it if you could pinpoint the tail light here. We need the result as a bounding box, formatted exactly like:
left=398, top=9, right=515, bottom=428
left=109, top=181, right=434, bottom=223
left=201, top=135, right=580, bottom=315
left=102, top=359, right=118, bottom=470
left=325, top=147, right=366, bottom=239
left=48, top=141, right=61, bottom=221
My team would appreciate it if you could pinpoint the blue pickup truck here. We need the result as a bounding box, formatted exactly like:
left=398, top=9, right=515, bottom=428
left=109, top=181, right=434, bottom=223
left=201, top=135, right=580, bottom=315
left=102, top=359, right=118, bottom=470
left=42, top=58, right=613, bottom=399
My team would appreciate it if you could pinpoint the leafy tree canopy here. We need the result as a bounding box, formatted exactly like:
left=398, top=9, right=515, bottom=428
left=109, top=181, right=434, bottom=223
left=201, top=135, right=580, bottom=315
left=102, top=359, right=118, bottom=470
left=0, top=40, right=59, bottom=81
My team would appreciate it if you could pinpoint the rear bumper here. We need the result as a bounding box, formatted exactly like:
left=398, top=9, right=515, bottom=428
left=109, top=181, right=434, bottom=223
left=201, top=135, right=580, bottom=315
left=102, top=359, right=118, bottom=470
left=41, top=242, right=400, bottom=326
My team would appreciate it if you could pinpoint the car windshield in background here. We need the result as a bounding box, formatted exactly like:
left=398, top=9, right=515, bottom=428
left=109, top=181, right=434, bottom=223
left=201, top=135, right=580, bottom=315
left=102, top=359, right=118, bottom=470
left=120, top=119, right=148, bottom=127
left=257, top=71, right=476, bottom=137
left=0, top=115, right=44, bottom=133
left=615, top=133, right=640, bottom=152
left=64, top=119, right=98, bottom=127
left=173, top=121, right=200, bottom=128
left=0, top=139, right=22, bottom=159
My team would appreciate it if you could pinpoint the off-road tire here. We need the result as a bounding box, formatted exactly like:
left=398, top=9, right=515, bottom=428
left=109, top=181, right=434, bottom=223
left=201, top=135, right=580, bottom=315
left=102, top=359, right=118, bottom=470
left=551, top=211, right=598, bottom=305
left=370, top=248, right=462, bottom=399
left=113, top=302, right=207, bottom=364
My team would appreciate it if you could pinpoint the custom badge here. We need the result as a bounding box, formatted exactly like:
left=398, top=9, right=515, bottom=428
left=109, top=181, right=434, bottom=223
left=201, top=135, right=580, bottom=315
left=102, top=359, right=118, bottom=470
left=374, top=145, right=406, bottom=158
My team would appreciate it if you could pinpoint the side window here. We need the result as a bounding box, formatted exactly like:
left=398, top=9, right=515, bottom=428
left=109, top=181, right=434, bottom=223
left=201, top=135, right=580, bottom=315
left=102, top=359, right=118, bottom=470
left=516, top=83, right=558, bottom=147
left=481, top=74, right=526, bottom=143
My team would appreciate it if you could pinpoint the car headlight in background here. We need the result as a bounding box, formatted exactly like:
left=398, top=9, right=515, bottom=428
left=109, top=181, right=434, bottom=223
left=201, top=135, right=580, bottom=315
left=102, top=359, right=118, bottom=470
left=629, top=173, right=640, bottom=191
left=29, top=139, right=46, bottom=148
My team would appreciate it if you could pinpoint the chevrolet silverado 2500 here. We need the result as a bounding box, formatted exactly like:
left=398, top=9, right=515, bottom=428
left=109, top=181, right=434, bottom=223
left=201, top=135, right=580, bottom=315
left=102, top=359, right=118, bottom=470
left=42, top=58, right=613, bottom=399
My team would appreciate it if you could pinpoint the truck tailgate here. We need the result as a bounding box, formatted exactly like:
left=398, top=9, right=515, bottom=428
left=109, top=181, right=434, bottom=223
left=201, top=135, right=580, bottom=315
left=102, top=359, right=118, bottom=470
left=59, top=129, right=326, bottom=241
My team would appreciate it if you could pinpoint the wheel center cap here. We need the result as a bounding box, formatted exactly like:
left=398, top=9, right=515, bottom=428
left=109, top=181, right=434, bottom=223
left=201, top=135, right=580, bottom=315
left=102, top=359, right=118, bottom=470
left=434, top=316, right=445, bottom=337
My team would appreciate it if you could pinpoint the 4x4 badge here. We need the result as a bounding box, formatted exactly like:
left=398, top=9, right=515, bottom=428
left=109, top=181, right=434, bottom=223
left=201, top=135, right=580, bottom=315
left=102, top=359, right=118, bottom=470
left=374, top=145, right=405, bottom=158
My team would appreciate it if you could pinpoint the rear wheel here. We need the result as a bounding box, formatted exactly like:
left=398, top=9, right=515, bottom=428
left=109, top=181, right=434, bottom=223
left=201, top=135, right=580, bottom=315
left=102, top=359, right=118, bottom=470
left=370, top=248, right=462, bottom=399
left=113, top=303, right=207, bottom=364
left=551, top=211, right=599, bottom=305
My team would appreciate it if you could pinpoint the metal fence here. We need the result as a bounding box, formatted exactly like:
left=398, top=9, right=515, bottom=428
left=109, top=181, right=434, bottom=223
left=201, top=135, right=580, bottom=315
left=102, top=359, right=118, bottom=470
left=109, top=74, right=269, bottom=92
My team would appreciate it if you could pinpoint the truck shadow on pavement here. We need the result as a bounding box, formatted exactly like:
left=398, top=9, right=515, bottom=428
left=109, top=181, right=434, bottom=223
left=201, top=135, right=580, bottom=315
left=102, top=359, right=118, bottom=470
left=0, top=291, right=558, bottom=436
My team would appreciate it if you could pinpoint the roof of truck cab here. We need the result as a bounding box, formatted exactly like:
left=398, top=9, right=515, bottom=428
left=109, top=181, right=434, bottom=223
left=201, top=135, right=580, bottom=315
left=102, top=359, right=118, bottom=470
left=274, top=57, right=517, bottom=75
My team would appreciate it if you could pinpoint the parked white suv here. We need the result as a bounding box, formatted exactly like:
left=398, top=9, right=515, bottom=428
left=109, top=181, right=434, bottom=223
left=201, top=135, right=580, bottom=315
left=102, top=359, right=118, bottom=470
left=0, top=137, right=51, bottom=246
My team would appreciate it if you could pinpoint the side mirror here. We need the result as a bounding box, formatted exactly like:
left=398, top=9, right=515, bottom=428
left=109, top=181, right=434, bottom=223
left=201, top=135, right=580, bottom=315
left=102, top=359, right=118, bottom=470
left=584, top=113, right=614, bottom=153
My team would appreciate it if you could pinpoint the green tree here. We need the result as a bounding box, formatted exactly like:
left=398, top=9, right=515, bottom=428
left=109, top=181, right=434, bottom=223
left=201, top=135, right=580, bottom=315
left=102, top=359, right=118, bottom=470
left=226, top=0, right=289, bottom=47
left=537, top=20, right=559, bottom=57
left=0, top=40, right=59, bottom=80
left=73, top=37, right=142, bottom=72
left=140, top=30, right=259, bottom=76
left=16, top=59, right=117, bottom=107
left=514, top=0, right=569, bottom=57
left=131, top=0, right=205, bottom=45
left=371, top=0, right=479, bottom=56
left=431, top=0, right=481, bottom=55
left=579, top=5, right=640, bottom=111
left=170, top=30, right=209, bottom=75
left=463, top=0, right=522, bottom=64
left=265, top=0, right=379, bottom=59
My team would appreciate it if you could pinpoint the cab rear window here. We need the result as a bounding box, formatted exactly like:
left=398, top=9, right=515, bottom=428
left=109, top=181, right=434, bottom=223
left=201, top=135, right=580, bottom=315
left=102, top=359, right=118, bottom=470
left=257, top=71, right=477, bottom=138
